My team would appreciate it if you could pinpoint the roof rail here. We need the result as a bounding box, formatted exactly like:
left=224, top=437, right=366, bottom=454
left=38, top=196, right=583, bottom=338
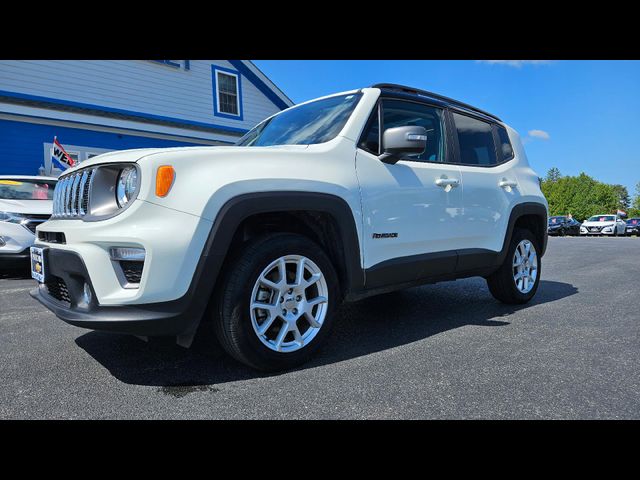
left=371, top=83, right=502, bottom=122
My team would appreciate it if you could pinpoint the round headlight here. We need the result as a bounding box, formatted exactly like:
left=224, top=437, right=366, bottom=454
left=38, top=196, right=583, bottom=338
left=116, top=167, right=138, bottom=208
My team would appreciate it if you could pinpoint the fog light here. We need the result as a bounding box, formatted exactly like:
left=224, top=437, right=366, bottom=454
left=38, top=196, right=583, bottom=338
left=78, top=282, right=92, bottom=309
left=110, top=247, right=145, bottom=261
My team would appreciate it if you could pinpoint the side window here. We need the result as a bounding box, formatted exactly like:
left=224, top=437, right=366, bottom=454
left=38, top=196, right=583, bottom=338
left=452, top=112, right=498, bottom=166
left=496, top=125, right=514, bottom=161
left=358, top=99, right=446, bottom=162
left=381, top=100, right=445, bottom=162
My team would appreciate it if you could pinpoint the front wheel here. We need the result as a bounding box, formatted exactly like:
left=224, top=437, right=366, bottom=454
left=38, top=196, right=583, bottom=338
left=213, top=233, right=339, bottom=371
left=486, top=228, right=541, bottom=304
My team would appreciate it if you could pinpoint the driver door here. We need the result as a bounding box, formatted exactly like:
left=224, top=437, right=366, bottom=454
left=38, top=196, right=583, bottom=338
left=356, top=98, right=464, bottom=288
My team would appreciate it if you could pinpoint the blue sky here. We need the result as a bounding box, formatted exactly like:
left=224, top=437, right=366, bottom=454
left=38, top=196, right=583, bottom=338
left=254, top=60, right=640, bottom=194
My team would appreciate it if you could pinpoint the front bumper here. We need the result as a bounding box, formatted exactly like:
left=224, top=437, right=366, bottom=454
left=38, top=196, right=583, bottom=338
left=30, top=247, right=205, bottom=336
left=29, top=199, right=215, bottom=337
left=581, top=227, right=614, bottom=235
left=34, top=200, right=212, bottom=305
left=0, top=247, right=30, bottom=264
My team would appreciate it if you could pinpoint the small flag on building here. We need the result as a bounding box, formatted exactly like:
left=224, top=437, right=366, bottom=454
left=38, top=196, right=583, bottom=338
left=51, top=137, right=76, bottom=170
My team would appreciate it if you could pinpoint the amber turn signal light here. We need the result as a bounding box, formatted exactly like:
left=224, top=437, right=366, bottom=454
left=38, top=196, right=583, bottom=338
left=156, top=166, right=175, bottom=197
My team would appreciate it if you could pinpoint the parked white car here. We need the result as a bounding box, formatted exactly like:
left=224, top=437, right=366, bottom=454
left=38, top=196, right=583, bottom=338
left=579, top=214, right=627, bottom=236
left=30, top=84, right=548, bottom=371
left=0, top=176, right=57, bottom=266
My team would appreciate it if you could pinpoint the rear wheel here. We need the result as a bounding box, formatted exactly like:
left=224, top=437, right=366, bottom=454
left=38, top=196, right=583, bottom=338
left=214, top=233, right=339, bottom=371
left=486, top=228, right=541, bottom=304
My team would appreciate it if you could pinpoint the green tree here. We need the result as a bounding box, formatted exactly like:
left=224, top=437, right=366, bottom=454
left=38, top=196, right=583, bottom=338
left=545, top=167, right=562, bottom=182
left=541, top=172, right=620, bottom=221
left=629, top=181, right=640, bottom=217
left=611, top=184, right=630, bottom=211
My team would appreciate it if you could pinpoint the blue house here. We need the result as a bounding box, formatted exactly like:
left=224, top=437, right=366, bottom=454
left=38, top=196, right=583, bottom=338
left=0, top=60, right=293, bottom=176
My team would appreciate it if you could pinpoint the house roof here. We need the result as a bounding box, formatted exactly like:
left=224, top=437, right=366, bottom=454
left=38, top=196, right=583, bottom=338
left=231, top=60, right=294, bottom=110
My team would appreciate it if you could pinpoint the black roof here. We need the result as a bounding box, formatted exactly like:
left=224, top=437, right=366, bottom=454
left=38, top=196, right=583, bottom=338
left=371, top=83, right=502, bottom=122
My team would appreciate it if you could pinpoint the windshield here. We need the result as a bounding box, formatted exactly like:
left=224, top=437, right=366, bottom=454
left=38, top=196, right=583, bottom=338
left=588, top=215, right=615, bottom=222
left=0, top=179, right=57, bottom=200
left=627, top=219, right=639, bottom=225
left=549, top=216, right=566, bottom=224
left=236, top=93, right=362, bottom=147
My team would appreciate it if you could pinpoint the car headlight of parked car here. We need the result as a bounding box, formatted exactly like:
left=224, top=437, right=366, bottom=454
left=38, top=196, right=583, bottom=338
left=0, top=211, right=26, bottom=224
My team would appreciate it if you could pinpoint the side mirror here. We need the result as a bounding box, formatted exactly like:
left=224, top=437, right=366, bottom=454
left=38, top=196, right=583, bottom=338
left=379, top=126, right=428, bottom=164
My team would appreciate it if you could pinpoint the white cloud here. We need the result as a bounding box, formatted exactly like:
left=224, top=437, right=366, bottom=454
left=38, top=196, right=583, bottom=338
left=477, top=60, right=554, bottom=68
left=528, top=129, right=551, bottom=140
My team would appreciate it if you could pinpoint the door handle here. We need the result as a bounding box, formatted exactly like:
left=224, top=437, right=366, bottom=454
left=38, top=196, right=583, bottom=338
left=435, top=178, right=460, bottom=187
left=499, top=180, right=518, bottom=188
left=435, top=177, right=460, bottom=193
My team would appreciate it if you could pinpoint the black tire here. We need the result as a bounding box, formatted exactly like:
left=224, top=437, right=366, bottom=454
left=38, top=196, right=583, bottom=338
left=559, top=228, right=566, bottom=237
left=486, top=228, right=541, bottom=304
left=213, top=233, right=339, bottom=372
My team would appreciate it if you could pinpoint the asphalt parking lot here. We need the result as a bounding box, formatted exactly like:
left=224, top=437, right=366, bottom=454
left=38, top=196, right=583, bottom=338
left=1, top=236, right=639, bottom=419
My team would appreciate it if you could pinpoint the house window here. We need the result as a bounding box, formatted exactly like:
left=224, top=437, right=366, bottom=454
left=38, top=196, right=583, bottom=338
left=213, top=67, right=243, bottom=119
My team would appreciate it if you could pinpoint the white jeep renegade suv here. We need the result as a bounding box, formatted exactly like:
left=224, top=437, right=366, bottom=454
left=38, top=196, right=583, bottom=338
left=30, top=84, right=548, bottom=371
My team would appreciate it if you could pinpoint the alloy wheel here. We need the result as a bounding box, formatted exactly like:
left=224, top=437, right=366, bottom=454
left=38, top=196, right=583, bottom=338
left=249, top=255, right=329, bottom=353
left=512, top=239, right=538, bottom=294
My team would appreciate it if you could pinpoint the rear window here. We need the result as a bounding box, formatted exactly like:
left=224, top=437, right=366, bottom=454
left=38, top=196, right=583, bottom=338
left=452, top=112, right=498, bottom=166
left=0, top=179, right=56, bottom=200
left=496, top=126, right=514, bottom=161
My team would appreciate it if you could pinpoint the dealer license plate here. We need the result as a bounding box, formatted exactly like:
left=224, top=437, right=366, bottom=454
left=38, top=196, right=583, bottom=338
left=30, top=246, right=46, bottom=283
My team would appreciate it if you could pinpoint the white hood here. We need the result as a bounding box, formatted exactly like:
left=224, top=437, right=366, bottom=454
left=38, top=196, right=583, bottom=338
left=61, top=145, right=310, bottom=174
left=0, top=198, right=53, bottom=215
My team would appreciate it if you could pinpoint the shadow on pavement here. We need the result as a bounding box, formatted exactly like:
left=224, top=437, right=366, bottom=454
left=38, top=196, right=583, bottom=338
left=75, top=279, right=578, bottom=390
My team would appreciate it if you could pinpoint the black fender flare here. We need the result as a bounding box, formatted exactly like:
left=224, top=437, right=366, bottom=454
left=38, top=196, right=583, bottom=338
left=198, top=191, right=364, bottom=296
left=496, top=202, right=548, bottom=265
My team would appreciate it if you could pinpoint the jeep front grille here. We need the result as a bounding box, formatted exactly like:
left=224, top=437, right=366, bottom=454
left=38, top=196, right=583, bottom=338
left=52, top=168, right=95, bottom=219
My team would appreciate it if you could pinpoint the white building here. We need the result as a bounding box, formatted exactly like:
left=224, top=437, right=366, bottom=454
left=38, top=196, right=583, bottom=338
left=0, top=60, right=292, bottom=176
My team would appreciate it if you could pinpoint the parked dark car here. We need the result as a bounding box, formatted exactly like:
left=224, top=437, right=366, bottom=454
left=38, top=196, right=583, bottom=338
left=626, top=218, right=640, bottom=236
left=548, top=216, right=581, bottom=236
